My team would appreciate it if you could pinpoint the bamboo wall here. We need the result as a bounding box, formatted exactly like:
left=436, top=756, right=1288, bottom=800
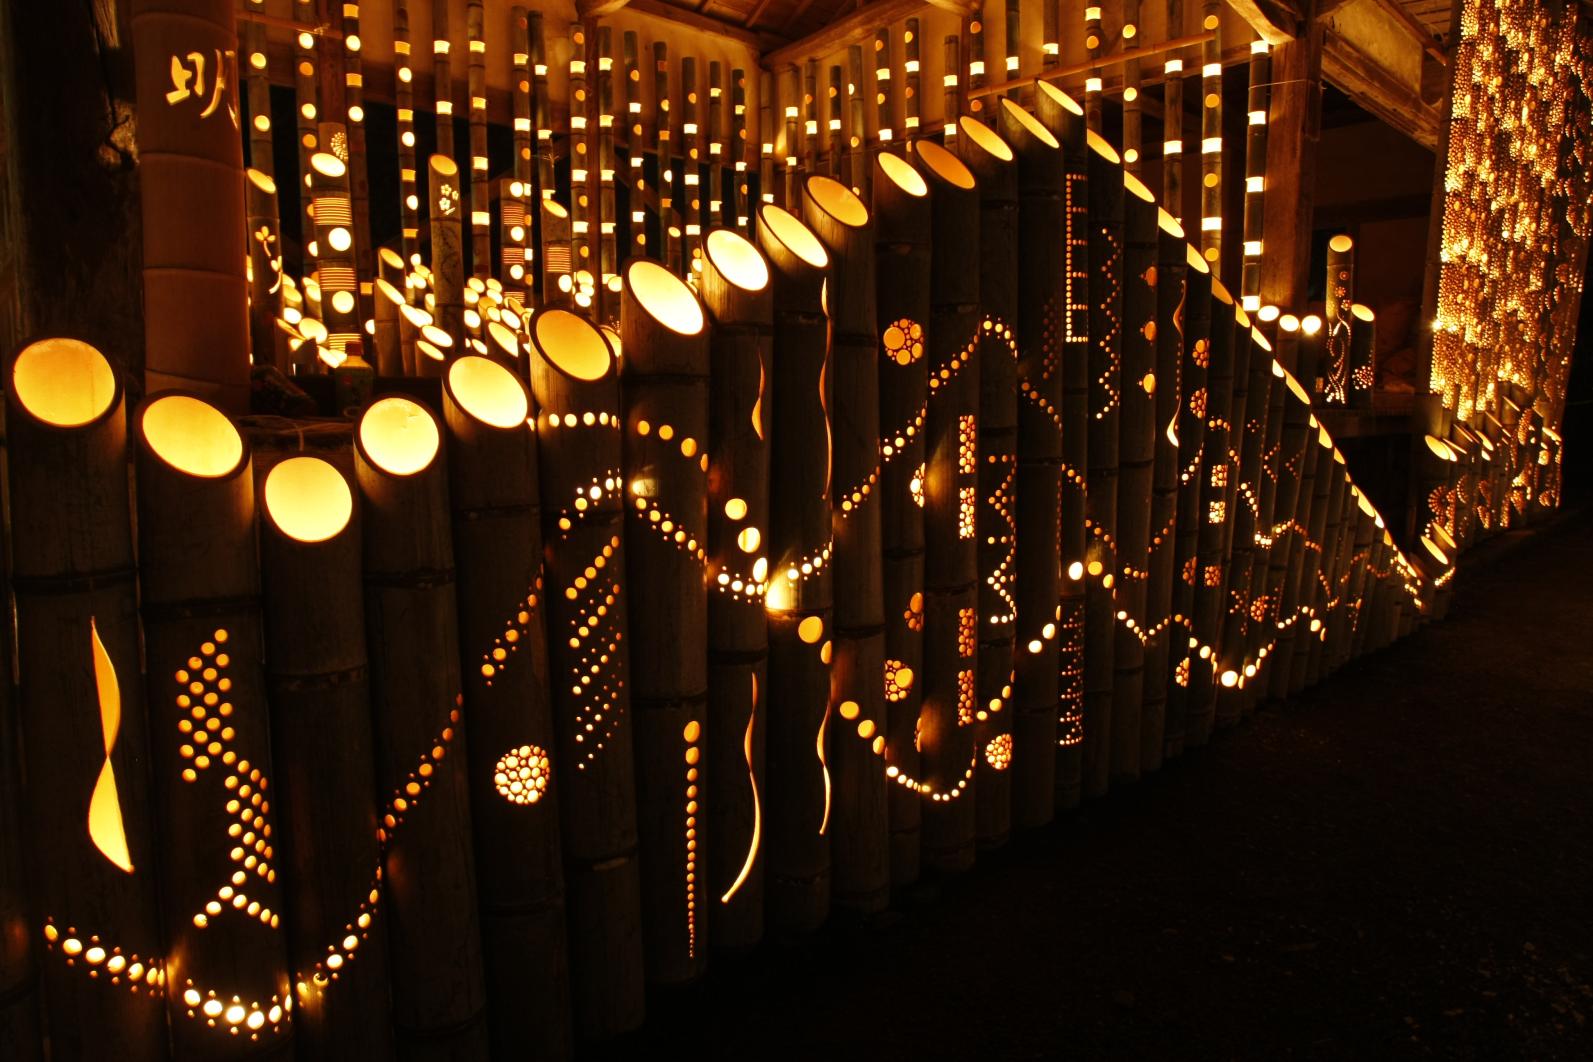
left=1, top=1, right=1586, bottom=1059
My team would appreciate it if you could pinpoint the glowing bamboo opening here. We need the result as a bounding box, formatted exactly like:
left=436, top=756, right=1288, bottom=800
left=626, top=260, right=705, bottom=335
left=11, top=338, right=117, bottom=428
left=534, top=307, right=615, bottom=381
left=139, top=394, right=244, bottom=477
left=705, top=229, right=770, bottom=291
left=759, top=204, right=830, bottom=268
left=877, top=151, right=927, bottom=197
left=263, top=456, right=353, bottom=543
left=358, top=396, right=440, bottom=476
left=915, top=139, right=974, bottom=189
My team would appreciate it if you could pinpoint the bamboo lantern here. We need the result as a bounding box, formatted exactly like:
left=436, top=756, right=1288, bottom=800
left=1163, top=245, right=1211, bottom=761
left=541, top=198, right=574, bottom=309
left=430, top=154, right=466, bottom=361
left=755, top=202, right=834, bottom=931
left=569, top=24, right=592, bottom=309
left=1042, top=0, right=1058, bottom=65
left=943, top=36, right=960, bottom=139
left=956, top=116, right=1016, bottom=850
left=1305, top=452, right=1353, bottom=685
left=903, top=20, right=922, bottom=132
left=6, top=339, right=166, bottom=1060
left=258, top=454, right=393, bottom=1059
left=500, top=178, right=531, bottom=301
left=1081, top=131, right=1125, bottom=799
left=1084, top=0, right=1103, bottom=130
left=466, top=0, right=490, bottom=278
left=1199, top=1, right=1224, bottom=271
left=247, top=168, right=287, bottom=373
left=1286, top=428, right=1341, bottom=695
left=292, top=0, right=318, bottom=275
left=803, top=176, right=891, bottom=910
left=1163, top=0, right=1186, bottom=231
left=846, top=48, right=866, bottom=197
left=440, top=355, right=572, bottom=1058
left=129, top=0, right=249, bottom=407
left=803, top=61, right=820, bottom=174
left=310, top=137, right=362, bottom=362
left=1113, top=172, right=1159, bottom=783
left=1240, top=38, right=1270, bottom=312
left=1335, top=493, right=1379, bottom=671
left=1003, top=0, right=1019, bottom=85
left=657, top=44, right=682, bottom=273
left=826, top=65, right=844, bottom=178
left=1260, top=366, right=1318, bottom=702
left=1184, top=281, right=1239, bottom=746
left=965, top=12, right=983, bottom=109
left=916, top=138, right=980, bottom=872
left=1323, top=234, right=1355, bottom=403
left=1216, top=328, right=1277, bottom=724
left=340, top=4, right=372, bottom=320
left=1122, top=0, right=1144, bottom=173
left=781, top=65, right=800, bottom=209
left=618, top=261, right=710, bottom=983
left=396, top=0, right=421, bottom=269
left=133, top=393, right=293, bottom=1055
left=1348, top=303, right=1376, bottom=409
left=1033, top=81, right=1089, bottom=807
left=433, top=0, right=455, bottom=157
left=511, top=9, right=534, bottom=270
left=597, top=30, right=619, bottom=311
left=759, top=69, right=776, bottom=207
left=1141, top=211, right=1188, bottom=771
left=999, top=97, right=1064, bottom=826
left=733, top=68, right=751, bottom=228
left=1243, top=352, right=1290, bottom=717
left=871, top=151, right=931, bottom=886
left=1268, top=416, right=1325, bottom=699
left=242, top=1, right=272, bottom=178
left=698, top=230, right=773, bottom=948
left=373, top=248, right=405, bottom=377
left=532, top=12, right=552, bottom=207
left=525, top=308, right=644, bottom=1038
left=625, top=31, right=650, bottom=259
left=352, top=398, right=490, bottom=1054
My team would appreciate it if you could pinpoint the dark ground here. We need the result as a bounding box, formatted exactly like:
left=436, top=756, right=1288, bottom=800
left=603, top=508, right=1593, bottom=1060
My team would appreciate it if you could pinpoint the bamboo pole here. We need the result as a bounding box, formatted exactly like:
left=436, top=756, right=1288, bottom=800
left=6, top=339, right=166, bottom=1061
left=130, top=0, right=250, bottom=408
left=242, top=0, right=273, bottom=179
left=943, top=36, right=960, bottom=140
left=846, top=49, right=866, bottom=198
left=620, top=261, right=711, bottom=983
left=1034, top=82, right=1089, bottom=807
left=871, top=151, right=930, bottom=886
left=827, top=65, right=843, bottom=179
left=525, top=308, right=644, bottom=1038
left=1243, top=345, right=1290, bottom=717
left=540, top=198, right=574, bottom=309
left=500, top=178, right=531, bottom=301
left=1305, top=449, right=1353, bottom=685
left=1348, top=302, right=1376, bottom=409
left=732, top=67, right=751, bottom=228
left=698, top=229, right=773, bottom=948
left=904, top=19, right=923, bottom=134
left=133, top=394, right=293, bottom=1057
left=658, top=44, right=683, bottom=273
left=781, top=65, right=799, bottom=210
left=756, top=202, right=833, bottom=931
left=441, top=356, right=573, bottom=1060
left=339, top=1, right=372, bottom=324
left=1084, top=0, right=1103, bottom=130
left=1240, top=38, right=1271, bottom=313
left=1163, top=0, right=1187, bottom=231
left=259, top=454, right=394, bottom=1060
left=1323, top=234, right=1354, bottom=403
left=1198, top=1, right=1223, bottom=271
left=1082, top=131, right=1124, bottom=799
left=310, top=139, right=362, bottom=361
left=510, top=8, right=534, bottom=295
left=1261, top=362, right=1318, bottom=701
left=1163, top=245, right=1211, bottom=760
left=1287, top=427, right=1340, bottom=695
left=570, top=24, right=593, bottom=308
left=683, top=58, right=703, bottom=277
left=803, top=176, right=890, bottom=910
left=293, top=0, right=319, bottom=277
left=430, top=154, right=466, bottom=360
left=759, top=69, right=776, bottom=209
left=916, top=138, right=980, bottom=872
left=466, top=0, right=490, bottom=279
left=1140, top=211, right=1187, bottom=771
left=1001, top=95, right=1063, bottom=827
left=956, top=116, right=1015, bottom=850
left=626, top=32, right=652, bottom=261
left=597, top=30, right=619, bottom=316
left=433, top=0, right=455, bottom=158
left=247, top=169, right=287, bottom=374
left=353, top=398, right=490, bottom=1056
left=1113, top=171, right=1158, bottom=782
left=396, top=1, right=421, bottom=272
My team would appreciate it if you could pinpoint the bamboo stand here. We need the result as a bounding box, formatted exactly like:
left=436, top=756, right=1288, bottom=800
left=259, top=454, right=394, bottom=1060
left=6, top=339, right=166, bottom=1061
left=441, top=356, right=573, bottom=1060
left=526, top=309, right=644, bottom=1038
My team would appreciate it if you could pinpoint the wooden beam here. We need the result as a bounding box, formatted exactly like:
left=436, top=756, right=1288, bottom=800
left=578, top=0, right=633, bottom=17
left=1226, top=0, right=1304, bottom=45
left=1321, top=27, right=1440, bottom=149
left=968, top=30, right=1215, bottom=98
left=763, top=0, right=978, bottom=69
left=617, top=0, right=765, bottom=48
left=1364, top=0, right=1450, bottom=65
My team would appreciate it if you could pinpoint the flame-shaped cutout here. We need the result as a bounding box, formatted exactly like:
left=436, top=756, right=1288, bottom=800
left=721, top=673, right=761, bottom=903
left=818, top=356, right=831, bottom=498
left=816, top=697, right=831, bottom=836
left=752, top=360, right=766, bottom=441
left=88, top=619, right=133, bottom=873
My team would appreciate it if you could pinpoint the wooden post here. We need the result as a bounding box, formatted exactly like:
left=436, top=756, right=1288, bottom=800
left=916, top=139, right=980, bottom=872
left=698, top=229, right=773, bottom=948
left=1001, top=96, right=1064, bottom=828
left=441, top=356, right=573, bottom=1060
left=259, top=454, right=394, bottom=1060
left=129, top=0, right=249, bottom=409
left=133, top=393, right=293, bottom=1056
left=756, top=203, right=833, bottom=931
left=1140, top=212, right=1188, bottom=772
left=620, top=261, right=711, bottom=983
left=354, top=398, right=490, bottom=1056
left=1082, top=131, right=1124, bottom=799
left=803, top=176, right=891, bottom=911
left=525, top=308, right=644, bottom=1038
left=1034, top=82, right=1089, bottom=807
left=871, top=152, right=931, bottom=886
left=956, top=117, right=1015, bottom=850
left=6, top=339, right=165, bottom=1061
left=1113, top=171, right=1159, bottom=782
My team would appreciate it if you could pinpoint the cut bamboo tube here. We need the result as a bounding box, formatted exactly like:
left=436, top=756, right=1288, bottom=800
left=243, top=0, right=273, bottom=179
left=620, top=260, right=711, bottom=984
left=759, top=69, right=776, bottom=209
left=657, top=44, right=683, bottom=273
left=1198, top=1, right=1223, bottom=271
left=781, top=65, right=799, bottom=210
left=683, top=58, right=703, bottom=276
left=1260, top=362, right=1318, bottom=701
left=525, top=308, right=644, bottom=1039
left=917, top=138, right=980, bottom=872
left=569, top=24, right=592, bottom=309
left=1287, top=428, right=1340, bottom=695
left=827, top=65, right=844, bottom=178
left=956, top=116, right=1016, bottom=850
left=247, top=168, right=287, bottom=373
left=710, top=61, right=726, bottom=231
left=1185, top=282, right=1238, bottom=746
left=943, top=36, right=960, bottom=139
left=441, top=356, right=572, bottom=1060
left=732, top=67, right=751, bottom=228
left=540, top=198, right=574, bottom=309
left=1348, top=302, right=1376, bottom=409
left=501, top=178, right=532, bottom=300
left=396, top=1, right=421, bottom=270
left=904, top=18, right=922, bottom=132
left=430, top=154, right=466, bottom=361
left=373, top=248, right=404, bottom=377
left=1084, top=0, right=1103, bottom=130
left=512, top=8, right=535, bottom=290
left=293, top=0, right=319, bottom=277
left=871, top=150, right=931, bottom=886
left=133, top=393, right=293, bottom=1057
left=1082, top=131, right=1125, bottom=799
left=1240, top=38, right=1271, bottom=312
left=1323, top=234, right=1355, bottom=403
left=803, top=176, right=890, bottom=911
left=433, top=0, right=455, bottom=157
left=846, top=48, right=866, bottom=197
left=6, top=339, right=166, bottom=1061
left=259, top=454, right=394, bottom=1060
left=966, top=11, right=985, bottom=111
left=756, top=202, right=834, bottom=931
left=1163, top=0, right=1187, bottom=231
left=353, top=398, right=490, bottom=1057
left=466, top=0, right=490, bottom=279
left=532, top=12, right=551, bottom=208
left=698, top=229, right=773, bottom=948
left=1001, top=95, right=1063, bottom=828
left=1163, top=245, right=1211, bottom=760
left=340, top=1, right=372, bottom=321
left=311, top=138, right=362, bottom=360
left=1034, top=81, right=1089, bottom=807
left=1122, top=0, right=1144, bottom=174
left=626, top=32, right=652, bottom=260
left=1141, top=210, right=1188, bottom=770
left=130, top=0, right=249, bottom=407
left=597, top=31, right=618, bottom=318
left=803, top=61, right=819, bottom=174
left=1113, top=172, right=1159, bottom=783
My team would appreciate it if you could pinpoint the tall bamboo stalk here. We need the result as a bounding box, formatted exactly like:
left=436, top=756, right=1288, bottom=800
left=466, top=0, right=490, bottom=280
left=396, top=1, right=421, bottom=272
left=1240, top=38, right=1271, bottom=312
left=1349, top=302, right=1376, bottom=408
left=1123, top=1, right=1144, bottom=174
left=7, top=339, right=165, bottom=1061
left=433, top=0, right=455, bottom=158
left=247, top=169, right=286, bottom=373
left=1163, top=0, right=1186, bottom=230
left=311, top=138, right=361, bottom=361
left=340, top=1, right=372, bottom=321
left=294, top=0, right=319, bottom=277
left=1323, top=234, right=1355, bottom=403
left=1198, top=1, right=1223, bottom=271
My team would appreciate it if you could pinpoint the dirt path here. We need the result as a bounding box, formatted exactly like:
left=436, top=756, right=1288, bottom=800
left=603, top=511, right=1593, bottom=1060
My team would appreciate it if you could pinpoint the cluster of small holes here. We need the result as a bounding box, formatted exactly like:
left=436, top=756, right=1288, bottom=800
left=494, top=744, right=551, bottom=805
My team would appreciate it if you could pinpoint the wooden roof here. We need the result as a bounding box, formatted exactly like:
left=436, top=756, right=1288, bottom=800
left=651, top=0, right=859, bottom=41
